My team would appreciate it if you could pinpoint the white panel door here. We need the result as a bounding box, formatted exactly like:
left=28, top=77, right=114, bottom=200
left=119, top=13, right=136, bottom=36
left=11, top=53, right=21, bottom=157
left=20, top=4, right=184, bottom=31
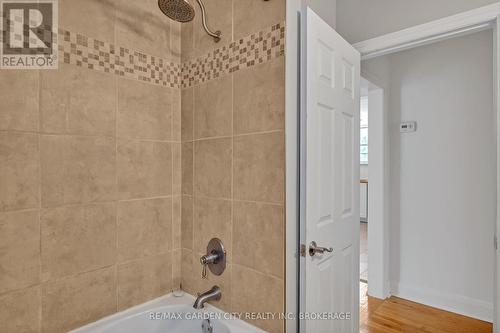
left=301, top=7, right=360, bottom=333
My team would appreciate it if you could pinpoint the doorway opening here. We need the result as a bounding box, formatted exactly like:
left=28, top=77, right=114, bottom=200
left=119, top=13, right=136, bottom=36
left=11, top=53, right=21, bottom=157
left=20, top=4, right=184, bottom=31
left=359, top=77, right=386, bottom=299
left=358, top=29, right=495, bottom=331
left=285, top=3, right=500, bottom=333
left=359, top=93, right=368, bottom=284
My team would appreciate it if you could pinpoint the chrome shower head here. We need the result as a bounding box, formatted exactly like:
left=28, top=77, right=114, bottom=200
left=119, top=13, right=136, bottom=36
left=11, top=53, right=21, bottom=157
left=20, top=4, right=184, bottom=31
left=158, top=0, right=195, bottom=23
left=158, top=0, right=221, bottom=42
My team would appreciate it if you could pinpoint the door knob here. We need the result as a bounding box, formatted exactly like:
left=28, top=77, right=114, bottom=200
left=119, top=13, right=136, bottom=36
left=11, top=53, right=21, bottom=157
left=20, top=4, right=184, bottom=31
left=309, top=241, right=333, bottom=256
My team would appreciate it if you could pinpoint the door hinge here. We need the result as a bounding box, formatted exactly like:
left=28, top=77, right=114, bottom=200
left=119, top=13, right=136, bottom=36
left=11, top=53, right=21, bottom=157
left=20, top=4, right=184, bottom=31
left=300, top=244, right=306, bottom=257
left=495, top=235, right=498, bottom=251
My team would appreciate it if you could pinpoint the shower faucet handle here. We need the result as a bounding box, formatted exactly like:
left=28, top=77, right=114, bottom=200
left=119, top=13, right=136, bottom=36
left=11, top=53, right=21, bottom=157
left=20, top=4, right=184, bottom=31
left=200, top=252, right=219, bottom=279
left=199, top=238, right=226, bottom=279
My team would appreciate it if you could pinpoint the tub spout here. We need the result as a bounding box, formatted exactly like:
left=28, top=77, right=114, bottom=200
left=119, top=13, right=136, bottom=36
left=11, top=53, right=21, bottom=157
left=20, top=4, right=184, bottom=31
left=193, top=285, right=221, bottom=309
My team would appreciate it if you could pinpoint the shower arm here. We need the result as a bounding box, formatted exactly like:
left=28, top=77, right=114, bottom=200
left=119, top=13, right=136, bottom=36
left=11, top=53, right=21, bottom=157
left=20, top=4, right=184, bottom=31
left=195, top=0, right=221, bottom=42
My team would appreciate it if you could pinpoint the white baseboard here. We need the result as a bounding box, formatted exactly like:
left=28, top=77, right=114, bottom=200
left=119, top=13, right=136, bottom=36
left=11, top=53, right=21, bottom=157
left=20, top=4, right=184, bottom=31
left=393, top=282, right=493, bottom=323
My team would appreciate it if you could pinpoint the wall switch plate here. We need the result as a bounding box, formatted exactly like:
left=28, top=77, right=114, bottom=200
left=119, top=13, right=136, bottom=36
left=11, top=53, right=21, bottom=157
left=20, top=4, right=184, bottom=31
left=400, top=121, right=417, bottom=133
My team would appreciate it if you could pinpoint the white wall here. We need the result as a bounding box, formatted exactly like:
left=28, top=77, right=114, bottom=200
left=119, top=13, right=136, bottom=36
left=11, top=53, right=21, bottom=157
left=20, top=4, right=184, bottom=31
left=360, top=165, right=368, bottom=179
left=336, top=0, right=500, bottom=43
left=303, top=0, right=336, bottom=28
left=362, top=30, right=495, bottom=321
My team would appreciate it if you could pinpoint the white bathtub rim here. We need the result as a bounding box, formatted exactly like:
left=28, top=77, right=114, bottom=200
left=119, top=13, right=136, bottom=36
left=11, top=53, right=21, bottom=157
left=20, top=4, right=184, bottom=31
left=69, top=291, right=266, bottom=333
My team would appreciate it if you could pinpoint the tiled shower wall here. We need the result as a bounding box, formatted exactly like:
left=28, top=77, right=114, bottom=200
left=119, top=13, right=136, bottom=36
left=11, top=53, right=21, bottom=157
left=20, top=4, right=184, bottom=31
left=0, top=0, right=285, bottom=332
left=0, top=0, right=182, bottom=332
left=179, top=1, right=285, bottom=333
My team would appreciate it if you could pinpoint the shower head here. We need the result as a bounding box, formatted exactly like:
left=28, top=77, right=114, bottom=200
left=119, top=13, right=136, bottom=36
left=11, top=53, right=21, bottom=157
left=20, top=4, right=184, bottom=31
left=158, top=0, right=221, bottom=42
left=158, top=0, right=195, bottom=23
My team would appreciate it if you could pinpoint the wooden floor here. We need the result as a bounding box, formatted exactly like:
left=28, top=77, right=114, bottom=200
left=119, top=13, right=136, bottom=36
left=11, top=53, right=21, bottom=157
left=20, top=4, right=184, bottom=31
left=359, top=282, right=493, bottom=333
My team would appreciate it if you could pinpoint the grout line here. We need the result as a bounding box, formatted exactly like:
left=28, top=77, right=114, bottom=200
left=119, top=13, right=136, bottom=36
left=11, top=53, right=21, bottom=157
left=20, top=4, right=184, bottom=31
left=188, top=129, right=284, bottom=142
left=117, top=250, right=174, bottom=267
left=114, top=72, right=119, bottom=312
left=191, top=83, right=195, bottom=256
left=38, top=264, right=116, bottom=286
left=232, top=263, right=285, bottom=282
left=113, top=9, right=120, bottom=311
left=113, top=12, right=120, bottom=311
left=233, top=129, right=284, bottom=137
left=0, top=207, right=41, bottom=214
left=37, top=67, right=43, bottom=332
left=30, top=195, right=178, bottom=212
left=186, top=194, right=285, bottom=206
left=229, top=67, right=234, bottom=310
left=32, top=130, right=182, bottom=144
left=170, top=72, right=176, bottom=289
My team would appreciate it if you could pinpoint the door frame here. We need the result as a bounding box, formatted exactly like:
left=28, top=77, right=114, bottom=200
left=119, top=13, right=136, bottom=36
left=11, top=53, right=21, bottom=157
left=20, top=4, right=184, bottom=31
left=359, top=75, right=389, bottom=300
left=286, top=2, right=500, bottom=332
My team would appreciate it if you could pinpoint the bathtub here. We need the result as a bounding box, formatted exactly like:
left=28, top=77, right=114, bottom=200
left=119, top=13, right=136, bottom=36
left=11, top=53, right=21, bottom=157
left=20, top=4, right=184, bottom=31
left=70, top=292, right=266, bottom=333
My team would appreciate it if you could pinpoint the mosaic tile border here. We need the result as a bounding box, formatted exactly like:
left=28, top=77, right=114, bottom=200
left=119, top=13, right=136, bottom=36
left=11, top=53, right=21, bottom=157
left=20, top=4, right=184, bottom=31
left=56, top=22, right=285, bottom=89
left=58, top=28, right=181, bottom=88
left=182, top=22, right=285, bottom=88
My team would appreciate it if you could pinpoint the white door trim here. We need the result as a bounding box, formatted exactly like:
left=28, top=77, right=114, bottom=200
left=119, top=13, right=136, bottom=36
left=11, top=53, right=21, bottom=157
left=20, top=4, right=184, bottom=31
left=285, top=1, right=301, bottom=333
left=495, top=14, right=500, bottom=333
left=353, top=2, right=500, bottom=60
left=359, top=75, right=390, bottom=300
left=285, top=2, right=500, bottom=332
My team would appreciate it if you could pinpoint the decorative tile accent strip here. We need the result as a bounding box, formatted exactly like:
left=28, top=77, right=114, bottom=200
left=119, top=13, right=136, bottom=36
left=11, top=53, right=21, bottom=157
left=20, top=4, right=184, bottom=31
left=181, top=22, right=285, bottom=88
left=54, top=22, right=284, bottom=89
left=58, top=28, right=181, bottom=88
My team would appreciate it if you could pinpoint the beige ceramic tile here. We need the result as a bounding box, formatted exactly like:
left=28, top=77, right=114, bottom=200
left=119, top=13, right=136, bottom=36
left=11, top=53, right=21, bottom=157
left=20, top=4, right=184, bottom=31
left=115, top=0, right=171, bottom=57
left=40, top=63, right=116, bottom=136
left=181, top=195, right=193, bottom=250
left=181, top=21, right=194, bottom=62
left=172, top=88, right=182, bottom=141
left=181, top=88, right=194, bottom=142
left=0, top=70, right=38, bottom=131
left=172, top=196, right=182, bottom=249
left=180, top=248, right=196, bottom=295
left=234, top=58, right=285, bottom=134
left=234, top=132, right=284, bottom=203
left=0, top=210, right=40, bottom=294
left=233, top=0, right=285, bottom=40
left=233, top=201, right=284, bottom=278
left=117, top=79, right=172, bottom=141
left=117, top=139, right=172, bottom=199
left=0, top=132, right=39, bottom=211
left=194, top=138, right=232, bottom=198
left=194, top=75, right=233, bottom=139
left=193, top=197, right=231, bottom=257
left=232, top=265, right=284, bottom=333
left=42, top=267, right=116, bottom=333
left=0, top=287, right=40, bottom=333
left=40, top=135, right=116, bottom=207
left=193, top=0, right=232, bottom=57
left=41, top=203, right=116, bottom=280
left=173, top=143, right=182, bottom=195
left=117, top=253, right=172, bottom=310
left=182, top=142, right=193, bottom=195
left=170, top=21, right=182, bottom=62
left=117, top=198, right=172, bottom=262
left=60, top=0, right=116, bottom=42
left=172, top=248, right=181, bottom=289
